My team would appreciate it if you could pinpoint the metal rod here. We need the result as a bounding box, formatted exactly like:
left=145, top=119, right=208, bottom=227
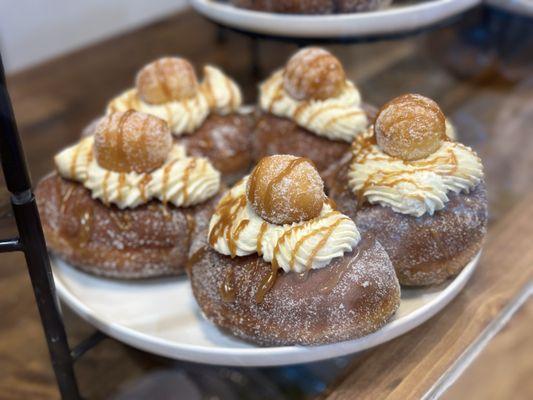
left=0, top=237, right=22, bottom=252
left=71, top=331, right=107, bottom=362
left=0, top=53, right=81, bottom=400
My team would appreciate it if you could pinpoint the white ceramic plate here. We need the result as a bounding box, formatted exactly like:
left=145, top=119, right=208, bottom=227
left=188, top=0, right=481, bottom=38
left=485, top=0, right=533, bottom=16
left=52, top=252, right=480, bottom=367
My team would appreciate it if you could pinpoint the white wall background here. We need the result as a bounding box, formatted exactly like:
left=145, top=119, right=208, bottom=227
left=0, top=0, right=188, bottom=73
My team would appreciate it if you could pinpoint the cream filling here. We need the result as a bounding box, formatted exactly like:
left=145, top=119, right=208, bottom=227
left=107, top=65, right=242, bottom=136
left=208, top=178, right=360, bottom=273
left=348, top=129, right=484, bottom=217
left=259, top=69, right=368, bottom=142
left=54, top=136, right=220, bottom=209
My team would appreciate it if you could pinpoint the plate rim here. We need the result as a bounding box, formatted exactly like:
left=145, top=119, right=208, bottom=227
left=188, top=0, right=481, bottom=38
left=53, top=251, right=481, bottom=367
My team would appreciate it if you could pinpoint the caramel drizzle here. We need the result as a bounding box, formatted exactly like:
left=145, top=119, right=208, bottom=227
left=318, top=248, right=360, bottom=295
left=288, top=212, right=341, bottom=270
left=186, top=246, right=207, bottom=275
left=102, top=171, right=111, bottom=205
left=185, top=212, right=196, bottom=252
left=161, top=159, right=179, bottom=205
left=267, top=78, right=285, bottom=112
left=256, top=222, right=268, bottom=256
left=139, top=174, right=152, bottom=203
left=324, top=110, right=364, bottom=131
left=220, top=267, right=236, bottom=302
left=208, top=194, right=247, bottom=248
left=228, top=219, right=249, bottom=258
left=180, top=159, right=196, bottom=205
left=262, top=157, right=308, bottom=216
left=117, top=173, right=126, bottom=203
left=352, top=133, right=465, bottom=207
left=110, top=212, right=133, bottom=231
left=59, top=186, right=75, bottom=215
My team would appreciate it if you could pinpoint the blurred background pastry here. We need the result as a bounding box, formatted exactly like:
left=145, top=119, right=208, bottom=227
left=36, top=111, right=222, bottom=278
left=99, top=57, right=254, bottom=183
left=230, top=0, right=393, bottom=14
left=253, top=47, right=374, bottom=185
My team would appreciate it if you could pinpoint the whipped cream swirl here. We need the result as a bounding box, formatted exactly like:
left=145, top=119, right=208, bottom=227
left=348, top=129, right=484, bottom=217
left=259, top=70, right=368, bottom=142
left=55, top=136, right=220, bottom=209
left=107, top=66, right=242, bottom=136
left=208, top=178, right=360, bottom=273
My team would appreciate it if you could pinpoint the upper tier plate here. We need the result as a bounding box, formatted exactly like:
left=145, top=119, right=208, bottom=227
left=52, top=252, right=480, bottom=367
left=188, top=0, right=481, bottom=39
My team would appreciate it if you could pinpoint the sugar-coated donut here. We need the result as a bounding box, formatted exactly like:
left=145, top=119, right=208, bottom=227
left=36, top=173, right=218, bottom=278
left=328, top=161, right=488, bottom=286
left=189, top=238, right=400, bottom=346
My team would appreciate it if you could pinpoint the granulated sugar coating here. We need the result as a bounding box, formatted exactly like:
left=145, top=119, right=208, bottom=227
left=94, top=111, right=172, bottom=173
left=35, top=173, right=218, bottom=279
left=375, top=94, right=446, bottom=161
left=136, top=57, right=199, bottom=104
left=331, top=159, right=488, bottom=285
left=189, top=237, right=400, bottom=346
left=177, top=113, right=254, bottom=183
left=246, top=155, right=325, bottom=225
left=283, top=47, right=345, bottom=101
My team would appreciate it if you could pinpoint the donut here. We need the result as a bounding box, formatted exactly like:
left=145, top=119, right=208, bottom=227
left=332, top=165, right=488, bottom=285
left=252, top=105, right=375, bottom=186
left=189, top=238, right=400, bottom=345
left=36, top=173, right=217, bottom=278
left=176, top=113, right=254, bottom=184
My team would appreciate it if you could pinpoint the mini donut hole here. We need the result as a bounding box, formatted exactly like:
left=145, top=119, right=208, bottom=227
left=375, top=93, right=446, bottom=161
left=246, top=155, right=325, bottom=225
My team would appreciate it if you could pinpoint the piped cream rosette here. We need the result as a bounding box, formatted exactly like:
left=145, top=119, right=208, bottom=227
left=259, top=69, right=368, bottom=143
left=348, top=128, right=484, bottom=217
left=208, top=177, right=360, bottom=274
left=107, top=65, right=242, bottom=136
left=55, top=136, right=221, bottom=209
